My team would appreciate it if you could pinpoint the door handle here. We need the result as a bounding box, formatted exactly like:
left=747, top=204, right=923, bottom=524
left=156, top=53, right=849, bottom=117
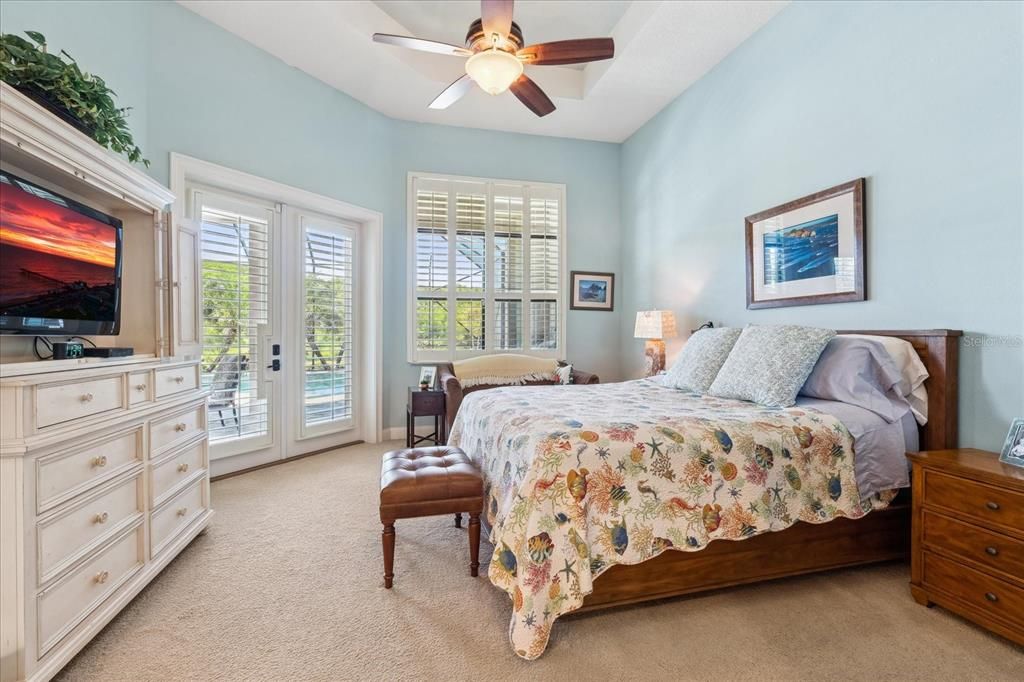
left=267, top=359, right=281, bottom=372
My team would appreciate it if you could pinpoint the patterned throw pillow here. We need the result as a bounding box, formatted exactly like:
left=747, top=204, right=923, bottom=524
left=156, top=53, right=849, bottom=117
left=663, top=327, right=743, bottom=393
left=708, top=325, right=836, bottom=407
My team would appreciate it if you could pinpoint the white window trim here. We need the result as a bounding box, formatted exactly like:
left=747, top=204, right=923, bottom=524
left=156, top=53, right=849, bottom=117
left=406, top=171, right=567, bottom=364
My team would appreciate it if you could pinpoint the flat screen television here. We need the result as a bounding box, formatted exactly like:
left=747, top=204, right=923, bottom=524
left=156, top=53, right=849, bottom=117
left=0, top=170, right=123, bottom=335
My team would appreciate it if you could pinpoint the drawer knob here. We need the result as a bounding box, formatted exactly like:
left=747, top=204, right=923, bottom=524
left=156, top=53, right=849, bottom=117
left=174, top=422, right=188, bottom=432
left=93, top=511, right=109, bottom=524
left=985, top=592, right=999, bottom=603
left=177, top=507, right=188, bottom=517
left=80, top=393, right=94, bottom=403
left=135, top=383, right=146, bottom=392
left=985, top=501, right=1000, bottom=511
left=177, top=462, right=190, bottom=473
left=985, top=546, right=999, bottom=556
left=91, top=455, right=108, bottom=468
left=94, top=570, right=110, bottom=584
left=174, top=376, right=184, bottom=384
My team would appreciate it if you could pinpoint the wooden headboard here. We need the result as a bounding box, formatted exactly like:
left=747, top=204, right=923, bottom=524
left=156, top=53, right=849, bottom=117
left=839, top=329, right=961, bottom=451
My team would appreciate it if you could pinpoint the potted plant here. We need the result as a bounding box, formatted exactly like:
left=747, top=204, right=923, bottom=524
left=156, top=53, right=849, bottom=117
left=0, top=31, right=148, bottom=166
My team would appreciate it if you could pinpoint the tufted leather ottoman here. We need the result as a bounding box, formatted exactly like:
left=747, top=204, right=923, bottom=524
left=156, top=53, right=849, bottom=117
left=379, top=446, right=483, bottom=588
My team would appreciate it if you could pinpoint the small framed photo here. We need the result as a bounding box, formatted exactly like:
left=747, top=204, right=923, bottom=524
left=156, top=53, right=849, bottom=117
left=418, top=365, right=437, bottom=389
left=570, top=271, right=614, bottom=311
left=1000, top=418, right=1024, bottom=468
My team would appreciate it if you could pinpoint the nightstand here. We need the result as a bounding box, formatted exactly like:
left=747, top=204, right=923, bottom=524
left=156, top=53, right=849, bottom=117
left=908, top=448, right=1024, bottom=646
left=406, top=387, right=446, bottom=447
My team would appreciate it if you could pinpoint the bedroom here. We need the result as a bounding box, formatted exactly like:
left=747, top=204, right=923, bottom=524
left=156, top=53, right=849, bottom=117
left=0, top=0, right=1021, bottom=680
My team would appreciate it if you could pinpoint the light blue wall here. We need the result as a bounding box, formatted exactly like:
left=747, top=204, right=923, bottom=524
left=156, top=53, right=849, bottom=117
left=620, top=0, right=1024, bottom=451
left=4, top=1, right=1020, bottom=447
left=388, top=120, right=621, bottom=426
left=0, top=0, right=623, bottom=431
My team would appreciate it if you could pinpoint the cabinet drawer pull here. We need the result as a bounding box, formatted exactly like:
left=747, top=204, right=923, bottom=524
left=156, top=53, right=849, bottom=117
left=91, top=455, right=108, bottom=468
left=174, top=422, right=188, bottom=432
left=93, top=570, right=109, bottom=584
left=984, top=592, right=999, bottom=603
left=79, top=393, right=94, bottom=403
left=135, top=383, right=147, bottom=392
left=176, top=507, right=188, bottom=517
left=177, top=462, right=190, bottom=473
left=93, top=511, right=109, bottom=524
left=173, top=376, right=184, bottom=384
left=985, top=546, right=999, bottom=556
left=985, top=501, right=1000, bottom=511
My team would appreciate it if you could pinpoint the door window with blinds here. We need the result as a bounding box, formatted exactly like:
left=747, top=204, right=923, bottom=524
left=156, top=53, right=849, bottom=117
left=409, top=173, right=565, bottom=363
left=195, top=192, right=274, bottom=448
left=298, top=215, right=356, bottom=437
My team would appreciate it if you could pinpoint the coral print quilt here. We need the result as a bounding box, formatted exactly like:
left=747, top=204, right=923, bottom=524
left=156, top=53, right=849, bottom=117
left=447, top=379, right=895, bottom=660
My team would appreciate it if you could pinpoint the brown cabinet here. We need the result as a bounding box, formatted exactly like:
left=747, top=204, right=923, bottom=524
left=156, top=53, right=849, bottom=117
left=406, top=388, right=446, bottom=447
left=909, top=448, right=1024, bottom=645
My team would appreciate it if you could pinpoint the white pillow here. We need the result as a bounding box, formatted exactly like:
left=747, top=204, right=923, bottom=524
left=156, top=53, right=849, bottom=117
left=842, top=334, right=929, bottom=425
left=555, top=364, right=573, bottom=385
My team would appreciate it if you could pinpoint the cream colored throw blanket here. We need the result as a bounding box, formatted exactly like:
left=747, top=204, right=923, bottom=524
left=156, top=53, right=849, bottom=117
left=453, top=354, right=558, bottom=388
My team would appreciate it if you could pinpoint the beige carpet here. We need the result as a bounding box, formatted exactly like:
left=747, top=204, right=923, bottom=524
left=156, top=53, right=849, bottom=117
left=56, top=441, right=1023, bottom=681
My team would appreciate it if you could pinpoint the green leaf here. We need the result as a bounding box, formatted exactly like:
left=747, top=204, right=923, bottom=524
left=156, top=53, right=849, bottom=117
left=24, top=31, right=46, bottom=45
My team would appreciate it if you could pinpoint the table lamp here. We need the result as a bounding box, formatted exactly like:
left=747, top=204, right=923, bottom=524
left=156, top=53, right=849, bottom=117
left=634, top=310, right=677, bottom=377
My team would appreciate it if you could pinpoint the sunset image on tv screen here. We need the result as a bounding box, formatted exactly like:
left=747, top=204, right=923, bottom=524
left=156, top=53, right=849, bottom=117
left=0, top=175, right=119, bottom=322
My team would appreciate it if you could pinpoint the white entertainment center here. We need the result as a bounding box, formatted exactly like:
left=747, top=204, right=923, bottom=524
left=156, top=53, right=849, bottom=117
left=0, top=83, right=210, bottom=682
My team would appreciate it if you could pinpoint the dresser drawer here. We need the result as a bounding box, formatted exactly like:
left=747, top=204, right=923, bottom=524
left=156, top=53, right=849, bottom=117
left=151, top=478, right=207, bottom=558
left=36, top=427, right=143, bottom=513
left=924, top=552, right=1024, bottom=628
left=35, top=375, right=123, bottom=428
left=151, top=403, right=205, bottom=455
left=37, top=524, right=144, bottom=657
left=153, top=365, right=199, bottom=399
left=37, top=473, right=143, bottom=585
left=923, top=511, right=1024, bottom=580
left=128, top=371, right=151, bottom=406
left=151, top=440, right=207, bottom=507
left=924, top=471, right=1024, bottom=532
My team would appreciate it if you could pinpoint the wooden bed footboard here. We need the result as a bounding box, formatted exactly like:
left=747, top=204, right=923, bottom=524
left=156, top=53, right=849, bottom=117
left=579, top=329, right=958, bottom=613
left=577, top=491, right=910, bottom=613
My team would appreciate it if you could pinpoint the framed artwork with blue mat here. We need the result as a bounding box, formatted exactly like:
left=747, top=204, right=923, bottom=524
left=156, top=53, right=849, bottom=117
left=745, top=178, right=865, bottom=309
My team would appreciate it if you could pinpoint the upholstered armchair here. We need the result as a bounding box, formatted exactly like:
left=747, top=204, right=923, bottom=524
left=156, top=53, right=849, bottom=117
left=438, top=359, right=599, bottom=433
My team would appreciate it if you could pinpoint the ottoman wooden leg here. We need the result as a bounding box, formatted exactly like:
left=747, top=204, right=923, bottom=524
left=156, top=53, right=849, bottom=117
left=468, top=512, right=480, bottom=577
left=382, top=521, right=395, bottom=588
left=454, top=513, right=462, bottom=528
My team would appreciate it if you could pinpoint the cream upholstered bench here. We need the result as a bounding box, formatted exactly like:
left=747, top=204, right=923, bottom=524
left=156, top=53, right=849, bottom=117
left=378, top=446, right=483, bottom=588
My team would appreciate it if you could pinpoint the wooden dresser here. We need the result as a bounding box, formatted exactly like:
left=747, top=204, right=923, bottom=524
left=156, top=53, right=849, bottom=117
left=0, top=359, right=212, bottom=682
left=908, top=448, right=1024, bottom=646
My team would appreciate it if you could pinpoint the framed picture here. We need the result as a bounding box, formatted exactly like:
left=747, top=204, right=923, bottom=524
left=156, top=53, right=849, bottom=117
left=745, top=178, right=865, bottom=309
left=418, top=365, right=437, bottom=389
left=1000, top=418, right=1024, bottom=468
left=570, top=271, right=614, bottom=311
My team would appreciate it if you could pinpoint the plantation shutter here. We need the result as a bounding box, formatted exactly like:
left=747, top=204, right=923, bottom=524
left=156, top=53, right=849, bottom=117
left=409, top=175, right=564, bottom=363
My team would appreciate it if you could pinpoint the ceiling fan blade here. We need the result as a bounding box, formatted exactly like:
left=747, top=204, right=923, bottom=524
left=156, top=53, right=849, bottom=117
left=481, top=0, right=514, bottom=42
left=510, top=74, right=555, bottom=117
left=517, top=38, right=615, bottom=66
left=429, top=74, right=476, bottom=110
left=372, top=33, right=472, bottom=57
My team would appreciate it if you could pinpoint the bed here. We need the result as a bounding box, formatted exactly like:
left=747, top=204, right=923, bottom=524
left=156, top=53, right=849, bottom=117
left=447, top=329, right=960, bottom=659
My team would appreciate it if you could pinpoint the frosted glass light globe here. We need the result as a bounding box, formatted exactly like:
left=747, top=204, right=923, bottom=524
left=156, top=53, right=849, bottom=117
left=465, top=49, right=523, bottom=95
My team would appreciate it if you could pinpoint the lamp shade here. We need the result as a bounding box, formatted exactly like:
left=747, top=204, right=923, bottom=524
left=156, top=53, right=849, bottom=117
left=634, top=310, right=678, bottom=339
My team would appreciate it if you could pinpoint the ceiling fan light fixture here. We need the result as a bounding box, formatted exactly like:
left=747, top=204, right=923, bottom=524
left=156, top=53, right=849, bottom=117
left=465, top=48, right=523, bottom=95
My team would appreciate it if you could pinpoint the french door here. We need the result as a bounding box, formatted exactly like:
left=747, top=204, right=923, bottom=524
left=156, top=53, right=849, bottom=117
left=191, top=186, right=361, bottom=466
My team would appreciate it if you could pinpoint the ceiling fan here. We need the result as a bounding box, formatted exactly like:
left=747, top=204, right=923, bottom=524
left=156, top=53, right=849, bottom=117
left=372, top=0, right=615, bottom=117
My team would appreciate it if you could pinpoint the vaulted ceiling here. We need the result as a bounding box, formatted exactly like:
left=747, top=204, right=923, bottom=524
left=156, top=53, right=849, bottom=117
left=178, top=1, right=788, bottom=143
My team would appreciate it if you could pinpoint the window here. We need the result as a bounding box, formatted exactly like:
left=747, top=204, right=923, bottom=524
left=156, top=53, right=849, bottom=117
left=408, top=173, right=565, bottom=362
